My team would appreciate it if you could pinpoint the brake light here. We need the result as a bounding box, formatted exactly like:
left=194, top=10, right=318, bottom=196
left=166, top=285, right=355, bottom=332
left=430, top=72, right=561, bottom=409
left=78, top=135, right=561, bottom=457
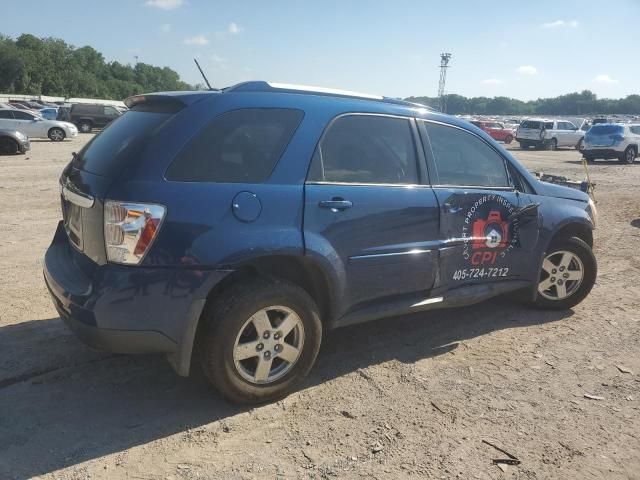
left=104, top=200, right=166, bottom=265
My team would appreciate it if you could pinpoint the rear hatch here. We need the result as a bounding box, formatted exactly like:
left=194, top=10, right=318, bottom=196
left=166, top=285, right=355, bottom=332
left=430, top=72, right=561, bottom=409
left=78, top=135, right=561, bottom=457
left=585, top=124, right=624, bottom=148
left=59, top=96, right=185, bottom=265
left=516, top=120, right=544, bottom=140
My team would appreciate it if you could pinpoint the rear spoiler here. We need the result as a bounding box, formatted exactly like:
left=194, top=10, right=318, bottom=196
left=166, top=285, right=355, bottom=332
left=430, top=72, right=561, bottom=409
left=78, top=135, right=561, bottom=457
left=124, top=94, right=186, bottom=113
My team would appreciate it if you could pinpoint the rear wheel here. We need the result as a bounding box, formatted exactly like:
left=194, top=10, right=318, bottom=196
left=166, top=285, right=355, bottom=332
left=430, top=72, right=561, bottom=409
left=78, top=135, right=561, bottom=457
left=534, top=237, right=596, bottom=309
left=576, top=138, right=585, bottom=151
left=199, top=278, right=322, bottom=404
left=519, top=141, right=529, bottom=149
left=78, top=121, right=92, bottom=133
left=48, top=127, right=65, bottom=142
left=0, top=137, right=19, bottom=155
left=547, top=138, right=558, bottom=151
left=504, top=134, right=513, bottom=144
left=619, top=146, right=636, bottom=164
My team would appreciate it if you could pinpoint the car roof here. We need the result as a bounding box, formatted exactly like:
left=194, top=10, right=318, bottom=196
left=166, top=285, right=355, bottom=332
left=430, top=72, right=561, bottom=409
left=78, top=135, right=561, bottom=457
left=130, top=80, right=436, bottom=111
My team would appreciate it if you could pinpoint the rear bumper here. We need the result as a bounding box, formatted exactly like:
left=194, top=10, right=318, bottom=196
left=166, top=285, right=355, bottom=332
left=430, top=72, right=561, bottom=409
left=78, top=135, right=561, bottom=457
left=583, top=148, right=621, bottom=158
left=43, top=221, right=231, bottom=374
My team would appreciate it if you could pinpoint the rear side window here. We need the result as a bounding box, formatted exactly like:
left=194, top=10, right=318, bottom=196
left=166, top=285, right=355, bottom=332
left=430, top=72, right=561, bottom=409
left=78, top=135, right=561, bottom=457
left=73, top=111, right=173, bottom=176
left=520, top=120, right=541, bottom=129
left=424, top=122, right=510, bottom=187
left=0, top=110, right=14, bottom=119
left=307, top=115, right=418, bottom=184
left=166, top=108, right=303, bottom=183
left=13, top=110, right=34, bottom=120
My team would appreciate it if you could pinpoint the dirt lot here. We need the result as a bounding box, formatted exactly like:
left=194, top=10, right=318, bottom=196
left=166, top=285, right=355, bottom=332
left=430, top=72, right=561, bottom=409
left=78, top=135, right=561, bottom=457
left=0, top=136, right=639, bottom=480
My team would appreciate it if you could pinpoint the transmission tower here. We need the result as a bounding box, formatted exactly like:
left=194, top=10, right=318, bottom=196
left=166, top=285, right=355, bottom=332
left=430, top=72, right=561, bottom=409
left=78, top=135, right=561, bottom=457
left=437, top=53, right=452, bottom=113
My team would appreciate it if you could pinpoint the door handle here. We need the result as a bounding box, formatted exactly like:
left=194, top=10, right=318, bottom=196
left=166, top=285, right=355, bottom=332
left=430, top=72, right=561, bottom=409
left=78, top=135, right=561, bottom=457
left=319, top=198, right=353, bottom=211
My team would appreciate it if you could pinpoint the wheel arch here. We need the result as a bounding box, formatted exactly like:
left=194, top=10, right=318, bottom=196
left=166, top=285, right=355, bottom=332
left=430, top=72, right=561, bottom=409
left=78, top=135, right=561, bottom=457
left=550, top=220, right=593, bottom=248
left=170, top=254, right=336, bottom=377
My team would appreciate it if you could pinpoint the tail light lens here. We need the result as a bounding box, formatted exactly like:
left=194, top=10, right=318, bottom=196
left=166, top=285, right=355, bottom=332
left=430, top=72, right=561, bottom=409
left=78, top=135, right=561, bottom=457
left=104, top=200, right=166, bottom=265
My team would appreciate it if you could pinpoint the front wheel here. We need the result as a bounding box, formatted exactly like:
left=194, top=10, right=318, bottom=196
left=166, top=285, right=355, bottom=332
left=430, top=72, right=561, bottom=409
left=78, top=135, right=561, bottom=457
left=199, top=278, right=322, bottom=404
left=534, top=237, right=597, bottom=309
left=504, top=134, right=513, bottom=144
left=48, top=127, right=65, bottom=142
left=78, top=121, right=92, bottom=133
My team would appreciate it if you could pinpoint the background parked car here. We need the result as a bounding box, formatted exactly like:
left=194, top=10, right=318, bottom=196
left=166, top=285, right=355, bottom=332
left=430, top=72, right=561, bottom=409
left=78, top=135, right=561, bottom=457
left=69, top=103, right=122, bottom=133
left=38, top=107, right=59, bottom=120
left=583, top=124, right=639, bottom=164
left=0, top=128, right=30, bottom=155
left=516, top=118, right=585, bottom=150
left=0, top=108, right=78, bottom=141
left=469, top=120, right=515, bottom=143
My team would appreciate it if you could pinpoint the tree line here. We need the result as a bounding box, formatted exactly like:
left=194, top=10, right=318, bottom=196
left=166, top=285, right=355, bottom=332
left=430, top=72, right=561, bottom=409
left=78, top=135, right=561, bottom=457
left=1, top=33, right=638, bottom=114
left=0, top=33, right=193, bottom=100
left=406, top=90, right=640, bottom=116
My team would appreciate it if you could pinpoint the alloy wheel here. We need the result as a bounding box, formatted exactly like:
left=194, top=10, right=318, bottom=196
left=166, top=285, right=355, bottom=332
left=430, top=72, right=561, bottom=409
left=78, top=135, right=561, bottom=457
left=233, top=306, right=305, bottom=384
left=538, top=250, right=584, bottom=300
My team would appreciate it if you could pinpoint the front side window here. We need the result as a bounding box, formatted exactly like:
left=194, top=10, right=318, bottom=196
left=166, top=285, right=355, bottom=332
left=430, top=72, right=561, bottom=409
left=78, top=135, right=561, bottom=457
left=307, top=115, right=418, bottom=184
left=166, top=108, right=304, bottom=183
left=424, top=122, right=510, bottom=187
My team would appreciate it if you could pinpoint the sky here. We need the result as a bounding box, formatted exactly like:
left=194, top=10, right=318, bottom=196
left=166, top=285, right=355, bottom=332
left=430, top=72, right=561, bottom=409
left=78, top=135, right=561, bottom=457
left=2, top=0, right=639, bottom=100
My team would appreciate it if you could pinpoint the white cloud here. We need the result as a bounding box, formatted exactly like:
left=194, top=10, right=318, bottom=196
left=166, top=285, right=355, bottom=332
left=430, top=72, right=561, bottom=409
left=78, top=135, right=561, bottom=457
left=542, top=19, right=579, bottom=28
left=145, top=0, right=183, bottom=10
left=594, top=74, right=618, bottom=84
left=160, top=23, right=172, bottom=33
left=183, top=34, right=209, bottom=46
left=482, top=79, right=503, bottom=85
left=227, top=22, right=243, bottom=34
left=516, top=65, right=538, bottom=75
left=211, top=54, right=225, bottom=63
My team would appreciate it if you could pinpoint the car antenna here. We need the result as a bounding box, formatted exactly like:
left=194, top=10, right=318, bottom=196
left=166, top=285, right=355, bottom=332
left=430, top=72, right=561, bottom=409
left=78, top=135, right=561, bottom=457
left=193, top=58, right=216, bottom=91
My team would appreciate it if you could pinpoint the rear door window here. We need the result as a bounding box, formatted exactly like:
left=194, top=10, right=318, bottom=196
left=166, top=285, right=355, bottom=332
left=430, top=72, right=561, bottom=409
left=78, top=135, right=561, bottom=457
left=424, top=122, right=510, bottom=187
left=307, top=114, right=418, bottom=185
left=0, top=110, right=14, bottom=119
left=166, top=108, right=303, bottom=183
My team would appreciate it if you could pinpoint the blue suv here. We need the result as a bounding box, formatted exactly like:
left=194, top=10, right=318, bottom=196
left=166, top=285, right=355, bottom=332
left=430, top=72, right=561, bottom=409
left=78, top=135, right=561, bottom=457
left=44, top=82, right=597, bottom=403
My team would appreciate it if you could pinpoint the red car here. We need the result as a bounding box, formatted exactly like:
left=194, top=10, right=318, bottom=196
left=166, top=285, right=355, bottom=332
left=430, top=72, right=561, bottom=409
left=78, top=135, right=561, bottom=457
left=470, top=120, right=515, bottom=144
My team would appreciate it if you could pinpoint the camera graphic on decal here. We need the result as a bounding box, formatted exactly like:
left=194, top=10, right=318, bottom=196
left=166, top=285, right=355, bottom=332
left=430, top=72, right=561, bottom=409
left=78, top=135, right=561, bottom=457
left=472, top=210, right=510, bottom=250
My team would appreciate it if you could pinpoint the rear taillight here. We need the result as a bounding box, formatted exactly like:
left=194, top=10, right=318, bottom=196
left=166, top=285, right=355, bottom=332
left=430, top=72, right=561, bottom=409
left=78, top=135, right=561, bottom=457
left=104, top=200, right=166, bottom=265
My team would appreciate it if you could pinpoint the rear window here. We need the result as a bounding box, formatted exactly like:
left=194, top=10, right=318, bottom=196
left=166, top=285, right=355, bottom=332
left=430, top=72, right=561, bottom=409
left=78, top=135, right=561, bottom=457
left=73, top=111, right=172, bottom=176
left=166, top=108, right=304, bottom=183
left=520, top=120, right=541, bottom=129
left=589, top=125, right=623, bottom=135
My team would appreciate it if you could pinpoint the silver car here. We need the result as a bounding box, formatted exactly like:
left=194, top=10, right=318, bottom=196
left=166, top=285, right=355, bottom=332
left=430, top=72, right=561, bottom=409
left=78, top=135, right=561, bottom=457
left=0, top=108, right=78, bottom=141
left=0, top=129, right=30, bottom=155
left=583, top=124, right=640, bottom=164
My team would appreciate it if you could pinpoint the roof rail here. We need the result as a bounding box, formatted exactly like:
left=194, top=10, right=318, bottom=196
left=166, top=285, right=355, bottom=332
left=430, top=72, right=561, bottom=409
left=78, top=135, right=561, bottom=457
left=223, top=81, right=435, bottom=110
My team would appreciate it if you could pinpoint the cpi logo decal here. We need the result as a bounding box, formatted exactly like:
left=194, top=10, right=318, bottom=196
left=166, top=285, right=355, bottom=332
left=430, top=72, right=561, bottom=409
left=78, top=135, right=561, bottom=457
left=462, top=195, right=519, bottom=265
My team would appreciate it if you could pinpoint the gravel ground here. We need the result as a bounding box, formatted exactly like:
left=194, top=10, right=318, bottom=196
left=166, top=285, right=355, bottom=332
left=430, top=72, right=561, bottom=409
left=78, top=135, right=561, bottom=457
left=0, top=136, right=639, bottom=480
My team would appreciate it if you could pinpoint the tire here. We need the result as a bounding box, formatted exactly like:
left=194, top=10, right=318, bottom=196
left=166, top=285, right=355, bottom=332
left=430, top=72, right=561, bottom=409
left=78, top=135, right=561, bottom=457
left=583, top=154, right=595, bottom=163
left=519, top=142, right=529, bottom=149
left=547, top=138, right=558, bottom=151
left=199, top=277, right=322, bottom=404
left=576, top=138, right=585, bottom=151
left=78, top=121, right=92, bottom=133
left=48, top=127, right=65, bottom=142
left=619, top=146, right=636, bottom=164
left=504, top=134, right=513, bottom=144
left=0, top=137, right=19, bottom=155
left=533, top=237, right=597, bottom=310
